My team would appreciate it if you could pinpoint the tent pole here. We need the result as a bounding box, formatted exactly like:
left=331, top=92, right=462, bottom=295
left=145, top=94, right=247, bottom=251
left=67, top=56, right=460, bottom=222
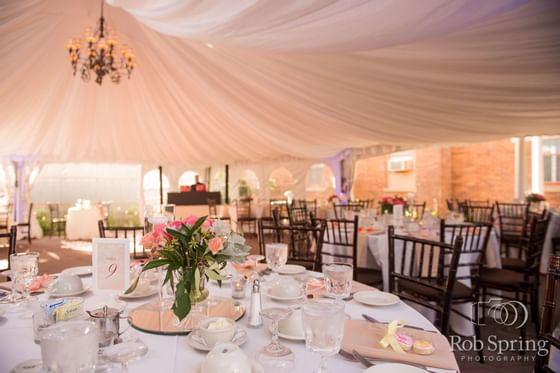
left=225, top=164, right=229, bottom=204
left=158, top=165, right=163, bottom=209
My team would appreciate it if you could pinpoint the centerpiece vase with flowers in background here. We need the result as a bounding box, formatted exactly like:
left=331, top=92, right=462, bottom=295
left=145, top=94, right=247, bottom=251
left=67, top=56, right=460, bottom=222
left=126, top=216, right=250, bottom=321
left=526, top=193, right=547, bottom=214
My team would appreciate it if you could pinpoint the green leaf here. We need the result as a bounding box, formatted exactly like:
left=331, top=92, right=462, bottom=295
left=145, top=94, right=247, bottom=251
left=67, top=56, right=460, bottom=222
left=204, top=267, right=223, bottom=281
left=190, top=216, right=208, bottom=233
left=124, top=273, right=140, bottom=294
left=194, top=266, right=200, bottom=293
left=172, top=280, right=191, bottom=321
left=142, top=258, right=171, bottom=271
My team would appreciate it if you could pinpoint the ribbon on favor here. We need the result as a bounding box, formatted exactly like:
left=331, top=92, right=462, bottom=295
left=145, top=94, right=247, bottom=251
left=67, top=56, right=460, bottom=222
left=379, top=320, right=406, bottom=354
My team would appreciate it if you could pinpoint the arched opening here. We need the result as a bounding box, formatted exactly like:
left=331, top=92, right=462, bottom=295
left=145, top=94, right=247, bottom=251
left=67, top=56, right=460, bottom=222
left=305, top=163, right=336, bottom=203
left=268, top=168, right=294, bottom=199
left=178, top=170, right=200, bottom=189
left=238, top=169, right=260, bottom=199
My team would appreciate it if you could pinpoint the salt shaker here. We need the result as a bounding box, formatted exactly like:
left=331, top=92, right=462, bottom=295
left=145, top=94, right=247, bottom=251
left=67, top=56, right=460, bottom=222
left=248, top=279, right=262, bottom=327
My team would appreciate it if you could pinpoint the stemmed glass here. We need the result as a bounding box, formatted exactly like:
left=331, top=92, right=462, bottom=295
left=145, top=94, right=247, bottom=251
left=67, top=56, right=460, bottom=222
left=302, top=299, right=345, bottom=373
left=323, top=262, right=353, bottom=300
left=265, top=243, right=287, bottom=281
left=10, top=251, right=39, bottom=303
left=247, top=254, right=265, bottom=282
left=102, top=337, right=148, bottom=373
left=256, top=307, right=295, bottom=372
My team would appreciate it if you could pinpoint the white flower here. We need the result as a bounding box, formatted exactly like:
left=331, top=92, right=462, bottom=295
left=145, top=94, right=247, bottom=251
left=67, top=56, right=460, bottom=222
left=211, top=220, right=231, bottom=236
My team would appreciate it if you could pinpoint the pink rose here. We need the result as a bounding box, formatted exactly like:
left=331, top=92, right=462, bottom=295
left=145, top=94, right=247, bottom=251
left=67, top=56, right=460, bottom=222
left=183, top=215, right=199, bottom=226
left=208, top=237, right=225, bottom=254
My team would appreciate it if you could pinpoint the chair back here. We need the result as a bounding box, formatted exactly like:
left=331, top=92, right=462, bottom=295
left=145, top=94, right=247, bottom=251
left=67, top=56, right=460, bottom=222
left=0, top=226, right=18, bottom=270
left=288, top=200, right=309, bottom=225
left=535, top=255, right=560, bottom=372
left=464, top=205, right=494, bottom=224
left=410, top=202, right=426, bottom=218
left=235, top=199, right=251, bottom=219
left=0, top=204, right=11, bottom=229
left=27, top=203, right=34, bottom=224
left=257, top=218, right=326, bottom=271
left=207, top=199, right=218, bottom=218
left=446, top=199, right=456, bottom=212
left=388, top=225, right=463, bottom=335
left=496, top=201, right=529, bottom=237
left=98, top=220, right=106, bottom=238
left=440, top=220, right=492, bottom=289
left=48, top=203, right=62, bottom=220
left=522, top=215, right=550, bottom=277
left=467, top=200, right=491, bottom=207
left=269, top=199, right=289, bottom=219
left=333, top=202, right=364, bottom=220
left=322, top=216, right=359, bottom=275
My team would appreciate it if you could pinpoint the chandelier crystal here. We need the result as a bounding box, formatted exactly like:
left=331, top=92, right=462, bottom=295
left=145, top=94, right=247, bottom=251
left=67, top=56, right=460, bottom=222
left=66, top=0, right=136, bottom=85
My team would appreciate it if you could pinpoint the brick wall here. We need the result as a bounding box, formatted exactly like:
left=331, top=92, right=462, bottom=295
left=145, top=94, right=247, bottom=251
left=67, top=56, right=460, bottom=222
left=415, top=147, right=452, bottom=213
left=353, top=155, right=387, bottom=201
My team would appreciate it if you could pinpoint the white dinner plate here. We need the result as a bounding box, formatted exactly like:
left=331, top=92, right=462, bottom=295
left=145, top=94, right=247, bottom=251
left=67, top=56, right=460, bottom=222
left=354, top=290, right=399, bottom=306
left=277, top=264, right=307, bottom=276
left=48, top=287, right=90, bottom=298
left=119, top=286, right=159, bottom=299
left=187, top=327, right=248, bottom=351
left=265, top=288, right=304, bottom=302
left=61, top=266, right=92, bottom=277
left=364, top=363, right=426, bottom=373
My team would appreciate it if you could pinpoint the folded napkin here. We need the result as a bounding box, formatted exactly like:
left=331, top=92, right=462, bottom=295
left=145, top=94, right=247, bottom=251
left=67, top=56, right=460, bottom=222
left=341, top=320, right=459, bottom=371
left=0, top=273, right=54, bottom=294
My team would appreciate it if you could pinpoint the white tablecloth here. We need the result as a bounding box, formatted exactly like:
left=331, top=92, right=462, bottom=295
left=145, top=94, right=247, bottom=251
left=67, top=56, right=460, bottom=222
left=367, top=229, right=500, bottom=336
left=66, top=207, right=102, bottom=240
left=0, top=274, right=457, bottom=373
left=541, top=211, right=560, bottom=273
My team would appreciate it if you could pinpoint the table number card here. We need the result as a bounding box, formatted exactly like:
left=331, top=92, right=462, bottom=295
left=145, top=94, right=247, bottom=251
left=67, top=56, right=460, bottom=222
left=92, top=238, right=130, bottom=291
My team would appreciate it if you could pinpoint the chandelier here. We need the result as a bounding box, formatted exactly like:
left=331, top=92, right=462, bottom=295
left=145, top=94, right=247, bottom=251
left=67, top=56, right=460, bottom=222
left=66, top=0, right=136, bottom=85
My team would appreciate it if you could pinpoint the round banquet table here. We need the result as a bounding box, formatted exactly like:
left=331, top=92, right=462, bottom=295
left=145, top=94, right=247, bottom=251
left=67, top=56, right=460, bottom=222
left=0, top=273, right=457, bottom=373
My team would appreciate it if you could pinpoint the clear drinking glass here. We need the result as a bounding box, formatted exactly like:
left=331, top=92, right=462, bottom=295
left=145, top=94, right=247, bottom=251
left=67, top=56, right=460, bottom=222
left=265, top=243, right=288, bottom=277
left=247, top=254, right=265, bottom=282
left=323, top=263, right=353, bottom=300
left=10, top=251, right=39, bottom=301
left=103, top=337, right=148, bottom=373
left=302, top=299, right=345, bottom=373
left=40, top=321, right=98, bottom=373
left=256, top=307, right=295, bottom=372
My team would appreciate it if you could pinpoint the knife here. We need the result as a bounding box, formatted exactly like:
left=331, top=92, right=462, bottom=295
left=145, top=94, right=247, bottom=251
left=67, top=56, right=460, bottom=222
left=361, top=313, right=437, bottom=333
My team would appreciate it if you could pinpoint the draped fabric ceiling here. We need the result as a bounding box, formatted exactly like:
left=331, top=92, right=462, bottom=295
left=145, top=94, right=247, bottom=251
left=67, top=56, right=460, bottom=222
left=1, top=0, right=559, bottom=167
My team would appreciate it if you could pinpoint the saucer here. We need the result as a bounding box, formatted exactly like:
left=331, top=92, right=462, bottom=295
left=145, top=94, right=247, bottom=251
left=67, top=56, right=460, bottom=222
left=364, top=363, right=426, bottom=373
left=119, top=286, right=158, bottom=299
left=265, top=288, right=304, bottom=302
left=277, top=264, right=306, bottom=276
left=269, top=324, right=305, bottom=341
left=187, top=327, right=248, bottom=351
left=354, top=290, right=399, bottom=306
left=198, top=361, right=263, bottom=373
left=61, top=266, right=92, bottom=277
left=48, top=286, right=90, bottom=298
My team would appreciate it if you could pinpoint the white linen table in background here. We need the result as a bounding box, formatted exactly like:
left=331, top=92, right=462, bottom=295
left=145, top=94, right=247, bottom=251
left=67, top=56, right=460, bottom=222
left=0, top=273, right=457, bottom=373
left=66, top=207, right=102, bottom=240
left=541, top=211, right=560, bottom=273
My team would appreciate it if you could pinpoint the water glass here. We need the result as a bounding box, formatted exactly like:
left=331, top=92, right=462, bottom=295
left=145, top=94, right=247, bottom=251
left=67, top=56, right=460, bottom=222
left=302, top=299, right=345, bottom=373
left=40, top=321, right=98, bottom=372
left=32, top=311, right=54, bottom=344
left=256, top=307, right=294, bottom=372
left=265, top=243, right=288, bottom=274
left=10, top=251, right=39, bottom=300
left=323, top=263, right=353, bottom=300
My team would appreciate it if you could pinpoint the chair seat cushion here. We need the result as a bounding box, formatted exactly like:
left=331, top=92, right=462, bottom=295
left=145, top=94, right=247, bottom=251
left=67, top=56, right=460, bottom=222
left=479, top=267, right=525, bottom=289
left=501, top=257, right=526, bottom=272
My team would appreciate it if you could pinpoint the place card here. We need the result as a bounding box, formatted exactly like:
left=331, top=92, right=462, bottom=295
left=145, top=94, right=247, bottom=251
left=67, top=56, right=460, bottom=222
left=92, top=238, right=130, bottom=291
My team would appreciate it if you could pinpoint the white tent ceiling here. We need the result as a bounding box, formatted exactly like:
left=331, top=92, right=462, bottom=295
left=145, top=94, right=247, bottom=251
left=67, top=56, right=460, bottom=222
left=1, top=0, right=559, bottom=166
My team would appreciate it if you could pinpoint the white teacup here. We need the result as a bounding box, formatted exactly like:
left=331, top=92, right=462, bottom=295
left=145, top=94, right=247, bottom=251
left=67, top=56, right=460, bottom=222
left=50, top=274, right=84, bottom=294
left=270, top=277, right=301, bottom=298
left=198, top=317, right=236, bottom=348
left=201, top=343, right=251, bottom=373
left=278, top=306, right=304, bottom=338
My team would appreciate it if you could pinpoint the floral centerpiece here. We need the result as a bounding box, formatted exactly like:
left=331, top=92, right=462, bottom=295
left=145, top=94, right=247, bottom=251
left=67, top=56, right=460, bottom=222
left=126, top=216, right=250, bottom=321
left=380, top=195, right=407, bottom=214
left=526, top=193, right=546, bottom=203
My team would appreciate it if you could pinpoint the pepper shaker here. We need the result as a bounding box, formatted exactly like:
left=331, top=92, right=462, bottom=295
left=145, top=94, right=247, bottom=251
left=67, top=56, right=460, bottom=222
left=248, top=279, right=262, bottom=327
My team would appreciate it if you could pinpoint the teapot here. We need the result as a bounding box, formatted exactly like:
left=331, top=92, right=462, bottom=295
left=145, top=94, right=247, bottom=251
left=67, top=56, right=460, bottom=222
left=86, top=305, right=125, bottom=346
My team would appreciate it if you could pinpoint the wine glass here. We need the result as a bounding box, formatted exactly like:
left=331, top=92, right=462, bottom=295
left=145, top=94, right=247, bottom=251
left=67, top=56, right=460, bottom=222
left=103, top=337, right=148, bottom=373
left=0, top=269, right=24, bottom=304
left=323, top=262, right=353, bottom=300
left=256, top=307, right=295, bottom=372
left=265, top=243, right=288, bottom=280
left=302, top=299, right=345, bottom=373
left=10, top=251, right=39, bottom=302
left=247, top=254, right=265, bottom=282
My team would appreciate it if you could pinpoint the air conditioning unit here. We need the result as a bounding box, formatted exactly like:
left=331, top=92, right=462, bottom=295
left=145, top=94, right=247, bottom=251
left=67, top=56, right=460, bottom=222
left=388, top=159, right=413, bottom=172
